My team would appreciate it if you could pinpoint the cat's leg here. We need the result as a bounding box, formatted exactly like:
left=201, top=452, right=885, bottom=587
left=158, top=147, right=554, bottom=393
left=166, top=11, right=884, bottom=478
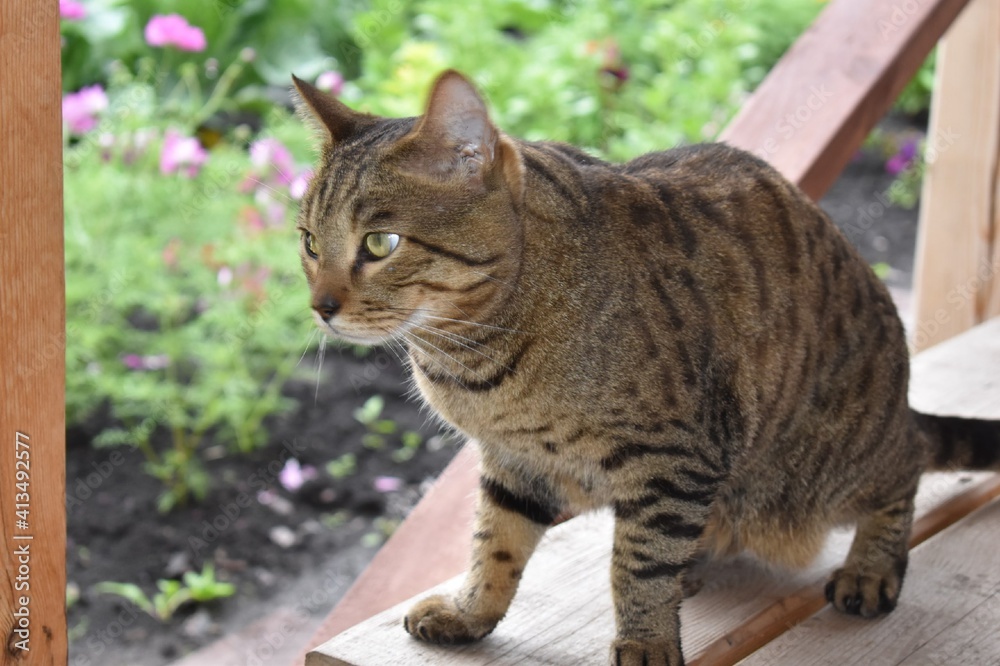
left=825, top=492, right=916, bottom=618
left=404, top=470, right=555, bottom=644
left=608, top=478, right=716, bottom=666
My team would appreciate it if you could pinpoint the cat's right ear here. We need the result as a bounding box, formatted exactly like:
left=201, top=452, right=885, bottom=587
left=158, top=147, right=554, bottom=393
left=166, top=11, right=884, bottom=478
left=291, top=74, right=371, bottom=144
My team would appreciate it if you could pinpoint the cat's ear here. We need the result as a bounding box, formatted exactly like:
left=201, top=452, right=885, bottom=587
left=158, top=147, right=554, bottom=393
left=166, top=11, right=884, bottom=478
left=396, top=70, right=523, bottom=196
left=291, top=74, right=372, bottom=144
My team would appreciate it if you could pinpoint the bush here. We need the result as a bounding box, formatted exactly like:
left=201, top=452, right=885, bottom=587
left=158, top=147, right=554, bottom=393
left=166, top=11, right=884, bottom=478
left=64, top=59, right=317, bottom=510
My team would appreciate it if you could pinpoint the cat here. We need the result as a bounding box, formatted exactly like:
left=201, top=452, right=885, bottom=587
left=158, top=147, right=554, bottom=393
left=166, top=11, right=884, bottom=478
left=291, top=69, right=1000, bottom=666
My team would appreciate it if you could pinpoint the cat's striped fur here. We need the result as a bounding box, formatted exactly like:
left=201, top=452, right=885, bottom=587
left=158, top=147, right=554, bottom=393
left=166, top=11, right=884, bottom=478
left=292, top=70, right=1000, bottom=666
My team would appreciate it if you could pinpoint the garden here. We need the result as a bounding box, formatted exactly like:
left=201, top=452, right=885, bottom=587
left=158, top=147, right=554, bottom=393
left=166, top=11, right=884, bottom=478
left=61, top=1, right=934, bottom=663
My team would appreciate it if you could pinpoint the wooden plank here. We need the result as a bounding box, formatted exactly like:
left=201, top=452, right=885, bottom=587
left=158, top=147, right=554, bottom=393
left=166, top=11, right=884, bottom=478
left=307, top=475, right=999, bottom=666
left=307, top=318, right=1000, bottom=666
left=0, top=1, right=67, bottom=664
left=911, top=0, right=1000, bottom=351
left=302, top=446, right=479, bottom=655
left=736, top=498, right=1000, bottom=666
left=719, top=0, right=971, bottom=201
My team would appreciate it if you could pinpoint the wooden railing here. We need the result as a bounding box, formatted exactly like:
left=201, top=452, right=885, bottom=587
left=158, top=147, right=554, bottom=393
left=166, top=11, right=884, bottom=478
left=1, top=2, right=67, bottom=665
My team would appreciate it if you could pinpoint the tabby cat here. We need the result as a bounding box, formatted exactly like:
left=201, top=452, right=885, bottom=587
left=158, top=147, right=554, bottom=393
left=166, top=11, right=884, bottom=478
left=291, top=70, right=1000, bottom=665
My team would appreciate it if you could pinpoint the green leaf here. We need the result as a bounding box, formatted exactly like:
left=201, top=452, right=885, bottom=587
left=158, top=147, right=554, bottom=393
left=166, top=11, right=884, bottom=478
left=353, top=395, right=384, bottom=425
left=93, top=581, right=155, bottom=617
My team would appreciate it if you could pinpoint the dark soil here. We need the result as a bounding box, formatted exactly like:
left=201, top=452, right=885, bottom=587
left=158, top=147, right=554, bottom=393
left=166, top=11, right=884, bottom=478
left=66, top=347, right=458, bottom=666
left=66, top=115, right=924, bottom=666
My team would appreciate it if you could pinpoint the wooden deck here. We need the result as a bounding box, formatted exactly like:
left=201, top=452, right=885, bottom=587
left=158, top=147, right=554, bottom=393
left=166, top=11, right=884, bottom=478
left=308, top=318, right=1000, bottom=665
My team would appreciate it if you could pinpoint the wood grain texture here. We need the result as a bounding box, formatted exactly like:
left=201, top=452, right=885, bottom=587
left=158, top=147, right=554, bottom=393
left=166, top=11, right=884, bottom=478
left=719, top=0, right=971, bottom=201
left=308, top=317, right=1000, bottom=665
left=911, top=0, right=1000, bottom=352
left=737, top=498, right=1000, bottom=666
left=0, top=1, right=67, bottom=664
left=307, top=476, right=998, bottom=666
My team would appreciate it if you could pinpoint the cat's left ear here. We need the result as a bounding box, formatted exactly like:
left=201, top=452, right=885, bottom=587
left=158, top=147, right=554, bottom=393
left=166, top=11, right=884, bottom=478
left=291, top=74, right=374, bottom=144
left=396, top=71, right=523, bottom=197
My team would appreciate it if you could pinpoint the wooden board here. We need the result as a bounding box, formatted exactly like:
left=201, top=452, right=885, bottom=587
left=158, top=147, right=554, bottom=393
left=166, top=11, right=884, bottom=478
left=911, top=0, right=1000, bottom=351
left=0, top=1, right=67, bottom=665
left=307, top=318, right=1000, bottom=666
left=737, top=498, right=1000, bottom=666
left=719, top=0, right=971, bottom=201
left=307, top=475, right=998, bottom=666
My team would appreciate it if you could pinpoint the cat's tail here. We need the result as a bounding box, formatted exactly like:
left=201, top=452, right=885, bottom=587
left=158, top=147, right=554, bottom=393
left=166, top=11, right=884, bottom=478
left=914, top=410, right=1000, bottom=471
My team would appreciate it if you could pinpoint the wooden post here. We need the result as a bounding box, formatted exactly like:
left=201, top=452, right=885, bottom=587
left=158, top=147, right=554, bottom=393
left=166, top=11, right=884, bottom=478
left=912, top=0, right=1000, bottom=351
left=0, top=1, right=67, bottom=664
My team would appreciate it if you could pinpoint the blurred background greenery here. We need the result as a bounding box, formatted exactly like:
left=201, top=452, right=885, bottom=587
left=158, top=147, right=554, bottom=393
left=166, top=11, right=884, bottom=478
left=63, top=0, right=933, bottom=510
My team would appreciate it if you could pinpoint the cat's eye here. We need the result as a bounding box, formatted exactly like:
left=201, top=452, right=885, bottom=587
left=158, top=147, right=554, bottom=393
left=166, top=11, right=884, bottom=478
left=362, top=232, right=400, bottom=260
left=303, top=231, right=319, bottom=259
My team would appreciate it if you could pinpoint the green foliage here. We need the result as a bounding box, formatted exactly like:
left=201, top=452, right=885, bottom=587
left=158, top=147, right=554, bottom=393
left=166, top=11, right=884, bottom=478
left=392, top=430, right=424, bottom=462
left=61, top=0, right=359, bottom=103
left=63, top=0, right=936, bottom=514
left=326, top=453, right=357, bottom=479
left=353, top=395, right=399, bottom=449
left=346, top=0, right=824, bottom=160
left=64, top=71, right=317, bottom=510
left=894, top=51, right=935, bottom=117
left=94, top=563, right=235, bottom=622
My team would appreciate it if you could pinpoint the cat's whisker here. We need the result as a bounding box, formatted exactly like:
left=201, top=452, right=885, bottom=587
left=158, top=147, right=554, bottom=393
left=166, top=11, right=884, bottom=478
left=469, top=270, right=519, bottom=292
left=314, top=334, right=328, bottom=404
left=404, top=319, right=488, bottom=348
left=410, top=323, right=511, bottom=370
left=296, top=328, right=320, bottom=368
left=247, top=176, right=295, bottom=204
left=400, top=331, right=469, bottom=390
left=404, top=330, right=493, bottom=386
left=421, top=314, right=527, bottom=335
left=380, top=306, right=527, bottom=335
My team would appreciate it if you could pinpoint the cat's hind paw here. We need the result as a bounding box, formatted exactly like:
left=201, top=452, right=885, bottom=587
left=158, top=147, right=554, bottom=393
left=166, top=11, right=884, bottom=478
left=611, top=638, right=683, bottom=666
left=403, top=594, right=494, bottom=645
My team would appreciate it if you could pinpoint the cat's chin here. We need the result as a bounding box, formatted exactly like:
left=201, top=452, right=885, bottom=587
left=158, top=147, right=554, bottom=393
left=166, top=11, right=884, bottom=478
left=318, top=324, right=393, bottom=347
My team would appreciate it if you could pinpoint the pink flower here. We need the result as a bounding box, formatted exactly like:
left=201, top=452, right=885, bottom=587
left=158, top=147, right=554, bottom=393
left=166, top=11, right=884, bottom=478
left=290, top=170, right=313, bottom=200
left=373, top=476, right=403, bottom=493
left=278, top=459, right=317, bottom=493
left=885, top=138, right=920, bottom=176
left=62, top=85, right=108, bottom=135
left=249, top=138, right=296, bottom=186
left=60, top=0, right=86, bottom=20
left=144, top=14, right=206, bottom=52
left=121, top=354, right=171, bottom=371
left=160, top=129, right=208, bottom=177
left=316, top=71, right=344, bottom=96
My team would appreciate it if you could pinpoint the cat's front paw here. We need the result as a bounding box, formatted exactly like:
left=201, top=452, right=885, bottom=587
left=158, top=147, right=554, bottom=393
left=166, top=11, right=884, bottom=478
left=611, top=638, right=683, bottom=666
left=404, top=594, right=495, bottom=645
left=824, top=561, right=904, bottom=618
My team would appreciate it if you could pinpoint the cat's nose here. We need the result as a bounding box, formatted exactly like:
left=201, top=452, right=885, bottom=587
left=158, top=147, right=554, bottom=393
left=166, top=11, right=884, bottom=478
left=312, top=295, right=341, bottom=321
